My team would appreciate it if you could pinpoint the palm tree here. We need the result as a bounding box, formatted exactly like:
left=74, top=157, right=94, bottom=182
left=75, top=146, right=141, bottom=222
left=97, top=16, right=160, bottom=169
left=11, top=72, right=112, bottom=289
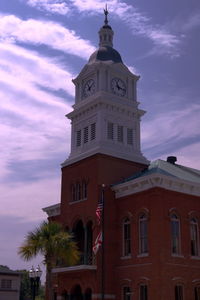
left=18, top=221, right=79, bottom=300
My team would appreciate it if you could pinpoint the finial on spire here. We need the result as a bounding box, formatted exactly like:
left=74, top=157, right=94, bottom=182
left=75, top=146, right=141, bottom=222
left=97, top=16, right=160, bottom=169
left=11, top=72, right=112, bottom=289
left=99, top=4, right=113, bottom=47
left=104, top=4, right=109, bottom=25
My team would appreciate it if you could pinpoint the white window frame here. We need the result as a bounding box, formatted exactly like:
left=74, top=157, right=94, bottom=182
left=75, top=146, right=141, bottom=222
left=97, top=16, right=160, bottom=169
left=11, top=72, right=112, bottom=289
left=139, top=214, right=148, bottom=255
left=175, top=285, right=184, bottom=300
left=190, top=218, right=199, bottom=257
left=140, top=284, right=148, bottom=300
left=123, top=286, right=131, bottom=300
left=123, top=218, right=131, bottom=257
left=195, top=286, right=200, bottom=300
left=171, top=214, right=181, bottom=255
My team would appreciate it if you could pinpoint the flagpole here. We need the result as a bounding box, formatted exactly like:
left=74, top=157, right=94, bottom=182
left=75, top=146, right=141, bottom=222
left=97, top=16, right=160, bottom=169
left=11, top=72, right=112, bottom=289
left=101, top=184, right=105, bottom=300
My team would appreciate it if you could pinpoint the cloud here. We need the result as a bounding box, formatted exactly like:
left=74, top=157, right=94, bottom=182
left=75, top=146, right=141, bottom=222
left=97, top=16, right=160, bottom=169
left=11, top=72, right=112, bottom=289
left=0, top=178, right=59, bottom=278
left=26, top=0, right=70, bottom=15
left=172, top=142, right=200, bottom=169
left=0, top=14, right=95, bottom=59
left=0, top=43, right=75, bottom=97
left=21, top=0, right=180, bottom=56
left=0, top=215, right=45, bottom=278
left=127, top=65, right=139, bottom=75
left=0, top=178, right=61, bottom=220
left=182, top=12, right=200, bottom=31
left=70, top=0, right=180, bottom=56
left=141, top=103, right=200, bottom=168
left=0, top=41, right=74, bottom=185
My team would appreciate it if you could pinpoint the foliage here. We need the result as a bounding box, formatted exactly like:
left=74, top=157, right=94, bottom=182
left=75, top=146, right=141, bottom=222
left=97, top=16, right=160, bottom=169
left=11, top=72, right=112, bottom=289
left=13, top=269, right=31, bottom=300
left=18, top=221, right=79, bottom=266
left=18, top=221, right=79, bottom=300
left=0, top=265, right=10, bottom=270
left=36, top=285, right=45, bottom=300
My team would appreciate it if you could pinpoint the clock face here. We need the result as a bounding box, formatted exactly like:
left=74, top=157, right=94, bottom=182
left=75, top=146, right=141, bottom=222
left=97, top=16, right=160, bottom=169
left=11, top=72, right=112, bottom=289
left=83, top=79, right=95, bottom=98
left=111, top=77, right=126, bottom=97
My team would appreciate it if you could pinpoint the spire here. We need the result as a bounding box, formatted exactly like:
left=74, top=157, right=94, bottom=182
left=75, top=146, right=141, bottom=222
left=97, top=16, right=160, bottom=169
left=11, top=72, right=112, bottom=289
left=104, top=4, right=109, bottom=25
left=99, top=5, right=114, bottom=48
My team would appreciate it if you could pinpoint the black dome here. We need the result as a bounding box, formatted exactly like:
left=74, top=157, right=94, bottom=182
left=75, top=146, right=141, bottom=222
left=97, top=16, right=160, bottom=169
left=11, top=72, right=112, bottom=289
left=88, top=46, right=123, bottom=64
left=102, top=24, right=112, bottom=30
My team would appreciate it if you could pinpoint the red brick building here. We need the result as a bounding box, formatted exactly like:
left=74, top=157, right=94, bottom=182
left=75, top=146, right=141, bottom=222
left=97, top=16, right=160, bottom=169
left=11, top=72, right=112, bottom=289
left=43, top=12, right=200, bottom=300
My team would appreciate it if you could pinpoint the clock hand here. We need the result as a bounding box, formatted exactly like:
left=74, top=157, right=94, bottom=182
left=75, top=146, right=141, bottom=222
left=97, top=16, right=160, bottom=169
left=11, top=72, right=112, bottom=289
left=85, top=83, right=91, bottom=91
left=118, top=83, right=125, bottom=92
left=116, top=82, right=121, bottom=90
left=88, top=82, right=94, bottom=91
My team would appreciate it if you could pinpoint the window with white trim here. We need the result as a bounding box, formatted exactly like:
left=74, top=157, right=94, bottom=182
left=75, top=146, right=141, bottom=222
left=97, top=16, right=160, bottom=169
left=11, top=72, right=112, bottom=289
left=71, top=184, right=76, bottom=202
left=107, top=122, right=114, bottom=140
left=82, top=181, right=87, bottom=199
left=76, top=182, right=81, bottom=201
left=123, top=286, right=131, bottom=300
left=139, top=213, right=148, bottom=254
left=190, top=218, right=199, bottom=256
left=171, top=214, right=181, bottom=255
left=127, top=128, right=133, bottom=145
left=1, top=279, right=12, bottom=289
left=117, top=125, right=123, bottom=142
left=123, top=218, right=131, bottom=256
left=140, top=284, right=148, bottom=300
left=175, top=285, right=184, bottom=300
left=195, top=286, right=200, bottom=300
left=71, top=180, right=88, bottom=202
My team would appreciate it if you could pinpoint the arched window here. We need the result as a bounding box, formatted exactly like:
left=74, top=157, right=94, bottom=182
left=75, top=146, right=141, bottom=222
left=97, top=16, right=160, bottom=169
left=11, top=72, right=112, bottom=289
left=190, top=218, right=199, bottom=256
left=171, top=214, right=181, bottom=255
left=140, top=284, right=148, bottom=300
left=71, top=180, right=88, bottom=202
left=86, top=221, right=93, bottom=265
left=71, top=184, right=76, bottom=202
left=123, top=218, right=131, bottom=256
left=175, top=285, right=184, bottom=300
left=71, top=285, right=83, bottom=300
left=123, top=286, right=131, bottom=300
left=82, top=180, right=87, bottom=199
left=76, top=182, right=81, bottom=201
left=73, top=220, right=85, bottom=264
left=195, top=286, right=200, bottom=300
left=139, top=213, right=148, bottom=254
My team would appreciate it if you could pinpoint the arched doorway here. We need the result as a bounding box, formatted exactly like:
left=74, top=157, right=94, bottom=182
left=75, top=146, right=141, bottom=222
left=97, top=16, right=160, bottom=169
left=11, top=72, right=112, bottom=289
left=73, top=220, right=85, bottom=264
left=86, top=221, right=93, bottom=265
left=71, top=285, right=83, bottom=300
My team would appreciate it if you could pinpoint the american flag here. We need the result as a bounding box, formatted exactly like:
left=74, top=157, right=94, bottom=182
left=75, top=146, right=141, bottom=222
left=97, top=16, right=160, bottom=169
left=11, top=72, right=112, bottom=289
left=93, top=231, right=102, bottom=255
left=96, top=201, right=103, bottom=225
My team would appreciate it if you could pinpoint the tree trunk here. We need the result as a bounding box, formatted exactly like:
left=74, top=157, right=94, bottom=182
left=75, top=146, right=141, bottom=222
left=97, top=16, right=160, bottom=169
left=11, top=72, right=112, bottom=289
left=46, top=263, right=53, bottom=300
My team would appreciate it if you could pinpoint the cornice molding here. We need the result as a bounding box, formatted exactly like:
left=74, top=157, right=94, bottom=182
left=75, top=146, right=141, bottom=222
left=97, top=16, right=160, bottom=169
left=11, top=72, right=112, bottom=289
left=67, top=94, right=144, bottom=121
left=42, top=203, right=60, bottom=217
left=62, top=147, right=149, bottom=167
left=52, top=265, right=97, bottom=273
left=112, top=173, right=200, bottom=198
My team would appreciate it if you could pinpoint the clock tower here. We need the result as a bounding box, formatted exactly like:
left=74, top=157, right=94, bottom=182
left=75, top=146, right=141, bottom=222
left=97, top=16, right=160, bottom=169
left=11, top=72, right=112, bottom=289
left=62, top=9, right=148, bottom=167
left=43, top=9, right=200, bottom=300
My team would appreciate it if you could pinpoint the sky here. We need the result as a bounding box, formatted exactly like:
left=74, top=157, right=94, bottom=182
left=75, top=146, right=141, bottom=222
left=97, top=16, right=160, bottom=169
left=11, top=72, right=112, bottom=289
left=0, top=0, right=200, bottom=275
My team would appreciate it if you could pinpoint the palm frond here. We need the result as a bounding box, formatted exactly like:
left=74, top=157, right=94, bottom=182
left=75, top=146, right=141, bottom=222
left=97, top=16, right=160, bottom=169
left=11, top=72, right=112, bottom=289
left=18, top=221, right=79, bottom=266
